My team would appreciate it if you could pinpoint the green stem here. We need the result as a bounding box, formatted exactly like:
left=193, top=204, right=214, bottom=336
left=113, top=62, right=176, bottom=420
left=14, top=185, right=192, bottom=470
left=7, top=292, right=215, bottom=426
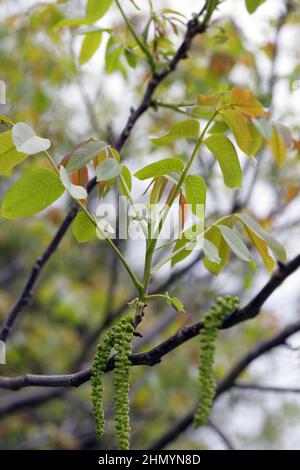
left=115, top=0, right=156, bottom=72
left=144, top=293, right=169, bottom=301
left=143, top=108, right=220, bottom=288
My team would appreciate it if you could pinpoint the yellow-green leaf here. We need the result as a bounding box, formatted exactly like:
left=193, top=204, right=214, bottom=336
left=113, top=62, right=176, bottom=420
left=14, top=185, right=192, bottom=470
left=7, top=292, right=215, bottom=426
left=1, top=169, right=64, bottom=219
left=184, top=174, right=206, bottom=217
left=203, top=225, right=231, bottom=275
left=134, top=158, right=184, bottom=180
left=249, top=122, right=263, bottom=156
left=119, top=165, right=132, bottom=196
left=221, top=109, right=253, bottom=156
left=230, top=88, right=264, bottom=117
left=234, top=213, right=286, bottom=262
left=86, top=0, right=113, bottom=22
left=245, top=226, right=275, bottom=272
left=205, top=134, right=242, bottom=188
left=197, top=94, right=220, bottom=107
left=0, top=130, right=28, bottom=174
left=79, top=32, right=102, bottom=65
left=72, top=211, right=95, bottom=243
left=245, top=0, right=266, bottom=14
left=151, top=119, right=200, bottom=146
left=217, top=224, right=254, bottom=266
left=269, top=125, right=286, bottom=167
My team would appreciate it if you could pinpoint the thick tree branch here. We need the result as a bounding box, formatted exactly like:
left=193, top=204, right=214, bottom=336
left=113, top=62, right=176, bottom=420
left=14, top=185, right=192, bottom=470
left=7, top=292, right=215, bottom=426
left=1, top=253, right=300, bottom=391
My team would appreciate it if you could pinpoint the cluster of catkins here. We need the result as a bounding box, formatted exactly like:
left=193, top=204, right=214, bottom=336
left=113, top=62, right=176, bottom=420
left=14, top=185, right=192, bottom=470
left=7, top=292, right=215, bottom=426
left=91, top=315, right=134, bottom=450
left=194, top=295, right=240, bottom=427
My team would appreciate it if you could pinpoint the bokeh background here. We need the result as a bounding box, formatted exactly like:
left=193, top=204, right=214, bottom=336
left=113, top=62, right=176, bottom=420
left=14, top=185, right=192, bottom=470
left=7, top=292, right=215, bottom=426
left=1, top=0, right=300, bottom=449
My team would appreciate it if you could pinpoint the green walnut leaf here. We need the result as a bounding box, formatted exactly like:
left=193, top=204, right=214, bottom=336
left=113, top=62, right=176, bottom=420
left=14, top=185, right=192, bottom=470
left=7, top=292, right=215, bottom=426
left=79, top=32, right=102, bottom=65
left=134, top=158, right=184, bottom=180
left=217, top=224, right=255, bottom=267
left=1, top=168, right=65, bottom=219
left=205, top=134, right=242, bottom=188
left=72, top=211, right=96, bottom=243
left=96, top=159, right=123, bottom=181
left=12, top=122, right=51, bottom=155
left=220, top=109, right=253, bottom=156
left=234, top=213, right=286, bottom=262
left=184, top=174, right=206, bottom=217
left=151, top=119, right=200, bottom=146
left=203, top=239, right=221, bottom=264
left=66, top=139, right=107, bottom=172
left=245, top=0, right=266, bottom=14
left=203, top=225, right=231, bottom=275
left=86, top=0, right=113, bottom=22
left=119, top=165, right=132, bottom=196
left=0, top=130, right=28, bottom=174
left=166, top=296, right=185, bottom=313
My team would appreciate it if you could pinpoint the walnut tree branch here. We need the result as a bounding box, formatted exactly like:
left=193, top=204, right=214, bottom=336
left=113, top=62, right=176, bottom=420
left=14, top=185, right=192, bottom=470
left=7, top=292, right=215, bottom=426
left=1, top=253, right=300, bottom=391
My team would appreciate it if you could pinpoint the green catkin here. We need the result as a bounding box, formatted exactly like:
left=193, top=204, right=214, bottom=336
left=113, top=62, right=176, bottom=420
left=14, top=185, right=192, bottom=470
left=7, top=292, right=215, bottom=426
left=113, top=316, right=134, bottom=450
left=91, top=315, right=134, bottom=450
left=91, top=327, right=115, bottom=437
left=194, top=295, right=240, bottom=428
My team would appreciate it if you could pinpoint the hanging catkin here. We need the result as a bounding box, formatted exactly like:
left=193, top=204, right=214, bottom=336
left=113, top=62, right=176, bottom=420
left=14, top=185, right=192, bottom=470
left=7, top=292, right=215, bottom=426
left=91, top=315, right=134, bottom=449
left=194, top=295, right=240, bottom=427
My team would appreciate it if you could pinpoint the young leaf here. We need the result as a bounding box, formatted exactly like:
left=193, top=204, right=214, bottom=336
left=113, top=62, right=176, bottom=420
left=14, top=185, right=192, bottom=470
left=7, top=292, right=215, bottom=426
left=197, top=95, right=220, bottom=107
left=217, top=224, right=254, bottom=266
left=96, top=158, right=123, bottom=181
left=134, top=158, right=184, bottom=180
left=0, top=130, right=28, bottom=174
left=253, top=117, right=272, bottom=140
left=166, top=296, right=185, bottom=313
left=208, top=121, right=229, bottom=134
left=171, top=225, right=203, bottom=267
left=86, top=0, right=113, bottom=22
left=269, top=126, right=286, bottom=167
left=203, top=238, right=221, bottom=264
left=119, top=165, right=132, bottom=196
left=234, top=213, right=286, bottom=262
left=205, top=134, right=242, bottom=188
left=59, top=165, right=88, bottom=200
left=79, top=32, right=102, bottom=65
left=249, top=122, right=263, bottom=156
left=275, top=123, right=292, bottom=149
left=244, top=226, right=275, bottom=272
left=149, top=177, right=168, bottom=204
left=96, top=218, right=115, bottom=239
left=179, top=192, right=188, bottom=231
left=72, top=211, right=95, bottom=243
left=184, top=174, right=206, bottom=217
left=221, top=109, right=253, bottom=156
left=230, top=88, right=264, bottom=117
left=203, top=225, right=231, bottom=275
left=66, top=140, right=106, bottom=172
left=245, top=0, right=266, bottom=14
left=1, top=169, right=64, bottom=219
left=151, top=119, right=200, bottom=146
left=54, top=18, right=93, bottom=30
left=12, top=122, right=51, bottom=155
left=105, top=37, right=124, bottom=74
